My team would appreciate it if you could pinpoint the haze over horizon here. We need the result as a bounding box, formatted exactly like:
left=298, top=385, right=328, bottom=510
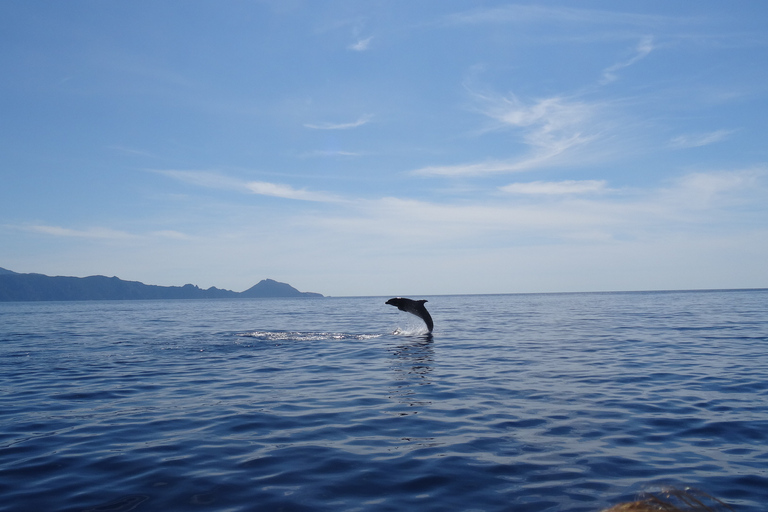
left=2, top=2, right=767, bottom=297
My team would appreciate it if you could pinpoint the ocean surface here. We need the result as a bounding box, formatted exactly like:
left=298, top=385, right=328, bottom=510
left=1, top=290, right=767, bottom=512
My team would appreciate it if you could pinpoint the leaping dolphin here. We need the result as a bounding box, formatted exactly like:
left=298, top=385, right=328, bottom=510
left=386, top=297, right=433, bottom=333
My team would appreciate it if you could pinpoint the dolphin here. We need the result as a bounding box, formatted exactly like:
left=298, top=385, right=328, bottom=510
left=386, top=297, right=433, bottom=333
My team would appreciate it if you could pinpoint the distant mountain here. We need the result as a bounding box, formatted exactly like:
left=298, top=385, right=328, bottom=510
left=0, top=268, right=323, bottom=301
left=240, top=279, right=322, bottom=298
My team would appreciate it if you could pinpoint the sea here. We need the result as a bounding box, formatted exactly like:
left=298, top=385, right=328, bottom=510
left=1, top=290, right=767, bottom=512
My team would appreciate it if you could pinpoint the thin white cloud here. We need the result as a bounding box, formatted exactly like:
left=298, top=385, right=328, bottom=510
left=155, top=169, right=340, bottom=203
left=413, top=145, right=583, bottom=177
left=662, top=168, right=764, bottom=210
left=22, top=170, right=763, bottom=250
left=500, top=180, right=609, bottom=195
left=19, top=225, right=197, bottom=241
left=153, top=168, right=765, bottom=243
left=669, top=129, right=733, bottom=149
left=23, top=225, right=137, bottom=240
left=310, top=169, right=766, bottom=247
left=414, top=92, right=598, bottom=176
left=414, top=159, right=524, bottom=177
left=298, top=150, right=363, bottom=158
left=304, top=114, right=373, bottom=130
left=245, top=181, right=340, bottom=202
left=348, top=36, right=373, bottom=51
left=442, top=5, right=671, bottom=29
left=13, top=170, right=763, bottom=296
left=475, top=93, right=590, bottom=131
left=601, top=35, right=655, bottom=84
left=311, top=196, right=616, bottom=244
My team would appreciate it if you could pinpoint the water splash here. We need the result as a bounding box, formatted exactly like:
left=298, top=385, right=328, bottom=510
left=392, top=325, right=431, bottom=336
left=237, top=330, right=381, bottom=342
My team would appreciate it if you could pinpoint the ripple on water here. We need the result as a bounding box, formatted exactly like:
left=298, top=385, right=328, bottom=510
left=1, top=293, right=767, bottom=511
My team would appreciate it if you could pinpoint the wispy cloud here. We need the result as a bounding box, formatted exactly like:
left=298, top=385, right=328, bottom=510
left=414, top=92, right=598, bottom=176
left=601, top=35, right=655, bottom=83
left=661, top=168, right=764, bottom=210
left=443, top=5, right=670, bottom=29
left=478, top=94, right=593, bottom=132
left=412, top=32, right=662, bottom=179
left=413, top=149, right=581, bottom=177
left=500, top=180, right=609, bottom=195
left=23, top=169, right=764, bottom=248
left=311, top=196, right=616, bottom=244
left=13, top=168, right=763, bottom=297
left=18, top=224, right=198, bottom=241
left=23, top=225, right=138, bottom=240
left=155, top=169, right=341, bottom=203
left=326, top=169, right=765, bottom=246
left=348, top=36, right=373, bottom=51
left=313, top=16, right=372, bottom=51
left=245, top=181, right=340, bottom=202
left=304, top=114, right=373, bottom=130
left=298, top=150, right=363, bottom=158
left=413, top=159, right=524, bottom=177
left=669, top=129, right=733, bottom=149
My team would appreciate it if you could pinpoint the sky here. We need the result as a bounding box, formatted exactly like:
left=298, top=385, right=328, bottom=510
left=2, top=1, right=768, bottom=297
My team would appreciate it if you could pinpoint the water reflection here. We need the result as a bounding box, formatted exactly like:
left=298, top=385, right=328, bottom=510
left=387, top=336, right=434, bottom=412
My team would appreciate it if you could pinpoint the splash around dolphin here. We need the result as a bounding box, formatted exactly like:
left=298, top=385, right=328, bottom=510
left=386, top=297, right=433, bottom=333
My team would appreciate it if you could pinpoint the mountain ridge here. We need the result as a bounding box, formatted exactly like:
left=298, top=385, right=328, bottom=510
left=0, top=268, right=323, bottom=301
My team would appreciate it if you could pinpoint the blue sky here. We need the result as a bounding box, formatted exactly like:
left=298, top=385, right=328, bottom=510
left=2, top=1, right=767, bottom=296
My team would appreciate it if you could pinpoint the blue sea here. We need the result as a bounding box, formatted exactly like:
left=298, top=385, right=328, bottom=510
left=1, top=290, right=767, bottom=512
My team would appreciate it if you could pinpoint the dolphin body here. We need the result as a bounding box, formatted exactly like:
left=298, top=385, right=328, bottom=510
left=386, top=297, right=433, bottom=333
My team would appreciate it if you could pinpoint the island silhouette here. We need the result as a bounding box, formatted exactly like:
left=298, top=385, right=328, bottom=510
left=0, top=267, right=322, bottom=301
